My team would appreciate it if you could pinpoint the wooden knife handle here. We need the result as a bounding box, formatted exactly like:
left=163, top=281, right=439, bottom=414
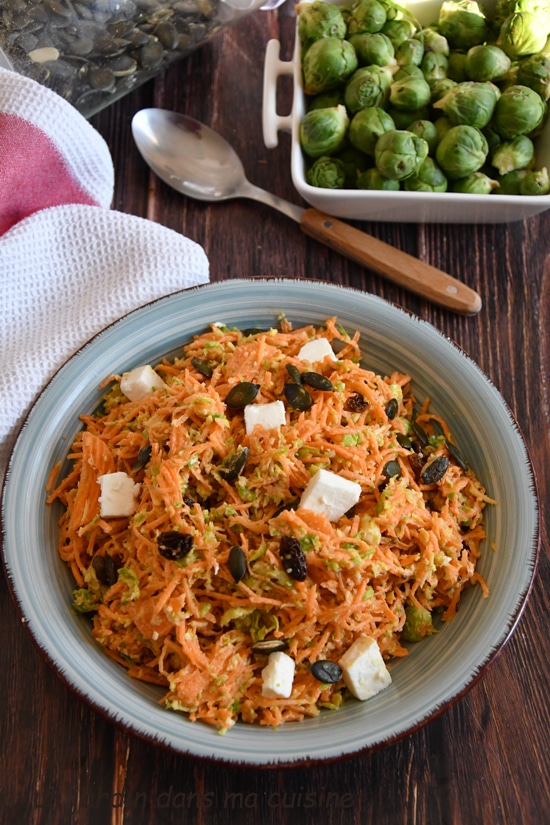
left=300, top=208, right=482, bottom=315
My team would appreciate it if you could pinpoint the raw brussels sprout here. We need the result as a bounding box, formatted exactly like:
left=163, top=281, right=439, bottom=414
left=298, top=1, right=347, bottom=54
left=347, top=0, right=388, bottom=35
left=344, top=65, right=393, bottom=113
left=393, top=63, right=425, bottom=81
left=434, top=115, right=453, bottom=141
left=382, top=18, right=418, bottom=47
left=438, top=0, right=489, bottom=50
left=408, top=118, right=440, bottom=153
left=349, top=106, right=396, bottom=154
left=465, top=44, right=512, bottom=81
left=299, top=104, right=350, bottom=157
left=390, top=74, right=432, bottom=110
left=483, top=125, right=503, bottom=152
left=308, top=89, right=346, bottom=110
left=491, top=135, right=535, bottom=174
left=306, top=155, right=347, bottom=188
left=517, top=53, right=550, bottom=100
left=401, top=605, right=434, bottom=642
left=395, top=38, right=425, bottom=66
left=435, top=123, right=489, bottom=178
left=498, top=11, right=550, bottom=59
left=432, top=81, right=500, bottom=128
left=374, top=128, right=429, bottom=179
left=302, top=36, right=359, bottom=95
left=335, top=145, right=370, bottom=186
left=357, top=167, right=401, bottom=189
left=387, top=105, right=431, bottom=129
left=403, top=157, right=448, bottom=190
left=421, top=52, right=449, bottom=87
left=431, top=77, right=458, bottom=101
left=492, top=84, right=547, bottom=137
left=348, top=31, right=396, bottom=66
left=422, top=26, right=450, bottom=55
left=451, top=171, right=500, bottom=192
left=519, top=166, right=550, bottom=194
left=447, top=51, right=468, bottom=82
left=495, top=168, right=528, bottom=193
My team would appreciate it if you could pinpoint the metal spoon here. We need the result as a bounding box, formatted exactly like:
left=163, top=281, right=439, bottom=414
left=131, top=108, right=481, bottom=315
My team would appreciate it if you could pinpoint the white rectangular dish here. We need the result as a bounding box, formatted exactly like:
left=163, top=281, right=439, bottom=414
left=262, top=0, right=550, bottom=223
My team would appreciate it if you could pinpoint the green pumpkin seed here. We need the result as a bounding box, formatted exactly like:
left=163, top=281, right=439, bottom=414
left=412, top=420, right=429, bottom=446
left=228, top=545, right=247, bottom=583
left=310, top=660, right=342, bottom=684
left=396, top=433, right=413, bottom=449
left=447, top=441, right=468, bottom=471
left=284, top=382, right=312, bottom=412
left=191, top=357, right=213, bottom=378
left=131, top=444, right=151, bottom=471
left=285, top=363, right=303, bottom=385
left=251, top=639, right=289, bottom=654
left=219, top=447, right=249, bottom=482
left=225, top=382, right=260, bottom=409
left=385, top=397, right=399, bottom=420
left=383, top=459, right=401, bottom=479
left=301, top=372, right=333, bottom=391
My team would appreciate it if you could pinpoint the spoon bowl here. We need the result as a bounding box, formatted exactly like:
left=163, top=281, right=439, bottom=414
left=131, top=108, right=481, bottom=315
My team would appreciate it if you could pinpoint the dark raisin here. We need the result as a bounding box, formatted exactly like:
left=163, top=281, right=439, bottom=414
left=228, top=545, right=247, bottom=583
left=280, top=536, right=307, bottom=582
left=131, top=444, right=152, bottom=472
left=225, top=382, right=260, bottom=408
left=183, top=496, right=195, bottom=507
left=385, top=397, right=399, bottom=420
left=421, top=456, right=450, bottom=484
left=191, top=357, right=213, bottom=378
left=285, top=363, right=303, bottom=385
left=310, top=660, right=342, bottom=684
left=284, top=382, right=313, bottom=411
left=345, top=393, right=368, bottom=412
left=157, top=531, right=193, bottom=560
left=92, top=554, right=117, bottom=586
left=219, top=447, right=248, bottom=482
left=301, top=372, right=333, bottom=391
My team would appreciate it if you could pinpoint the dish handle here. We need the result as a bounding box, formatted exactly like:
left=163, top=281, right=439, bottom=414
left=262, top=38, right=294, bottom=149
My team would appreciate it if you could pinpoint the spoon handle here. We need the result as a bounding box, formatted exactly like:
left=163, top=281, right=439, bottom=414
left=300, top=208, right=481, bottom=315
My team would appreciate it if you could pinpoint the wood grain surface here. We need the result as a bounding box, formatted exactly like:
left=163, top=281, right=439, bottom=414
left=1, top=3, right=549, bottom=824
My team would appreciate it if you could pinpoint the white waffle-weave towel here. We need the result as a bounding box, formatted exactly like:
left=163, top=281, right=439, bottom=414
left=0, top=68, right=210, bottom=479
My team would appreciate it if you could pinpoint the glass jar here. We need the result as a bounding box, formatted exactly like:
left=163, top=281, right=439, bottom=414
left=0, top=0, right=278, bottom=118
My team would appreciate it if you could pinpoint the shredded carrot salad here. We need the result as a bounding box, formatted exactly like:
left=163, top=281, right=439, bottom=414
left=47, top=316, right=491, bottom=732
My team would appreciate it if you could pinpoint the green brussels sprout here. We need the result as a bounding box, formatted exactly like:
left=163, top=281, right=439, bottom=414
left=302, top=37, right=359, bottom=95
left=408, top=118, right=440, bottom=154
left=389, top=74, right=432, bottom=110
left=374, top=128, right=429, bottom=179
left=348, top=31, right=396, bottom=66
left=435, top=123, right=489, bottom=178
left=422, top=26, right=450, bottom=56
left=483, top=125, right=503, bottom=152
left=357, top=167, right=401, bottom=189
left=465, top=44, right=512, bottom=81
left=438, top=0, right=489, bottom=50
left=393, top=63, right=424, bottom=81
left=491, top=135, right=535, bottom=174
left=517, top=53, right=550, bottom=101
left=403, top=157, right=449, bottom=190
left=306, top=155, right=347, bottom=188
left=299, top=105, right=350, bottom=158
left=344, top=65, right=393, bottom=113
left=347, top=0, right=388, bottom=35
left=432, top=81, right=500, bottom=129
left=431, top=77, right=458, bottom=102
left=421, top=51, right=449, bottom=87
left=382, top=18, right=418, bottom=48
left=298, top=1, right=347, bottom=54
left=519, top=166, right=550, bottom=194
left=492, top=84, right=547, bottom=138
left=349, top=106, right=396, bottom=154
left=335, top=145, right=370, bottom=187
left=308, top=89, right=346, bottom=111
left=495, top=168, right=528, bottom=193
left=451, top=171, right=500, bottom=192
left=395, top=38, right=425, bottom=66
left=434, top=115, right=453, bottom=141
left=498, top=12, right=550, bottom=59
left=447, top=51, right=468, bottom=82
left=401, top=605, right=434, bottom=642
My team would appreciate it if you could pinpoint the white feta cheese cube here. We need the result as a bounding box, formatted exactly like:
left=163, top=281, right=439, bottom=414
left=298, top=468, right=361, bottom=522
left=120, top=365, right=166, bottom=402
left=261, top=651, right=295, bottom=699
left=298, top=338, right=337, bottom=363
left=339, top=636, right=392, bottom=701
left=98, top=472, right=141, bottom=518
left=244, top=400, right=286, bottom=435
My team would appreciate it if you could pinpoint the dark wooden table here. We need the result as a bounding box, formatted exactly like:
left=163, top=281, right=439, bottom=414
left=2, top=3, right=550, bottom=823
